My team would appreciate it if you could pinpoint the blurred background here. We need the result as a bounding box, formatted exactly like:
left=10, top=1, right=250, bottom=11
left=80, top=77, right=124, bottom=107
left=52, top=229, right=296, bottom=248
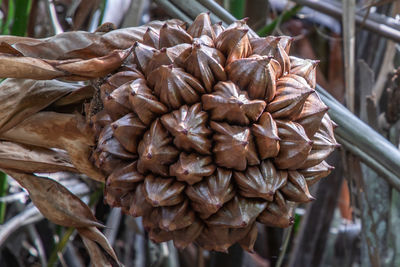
left=0, top=0, right=399, bottom=266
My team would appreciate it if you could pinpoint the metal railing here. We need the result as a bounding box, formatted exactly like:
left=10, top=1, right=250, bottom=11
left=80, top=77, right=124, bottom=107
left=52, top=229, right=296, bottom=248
left=154, top=0, right=400, bottom=192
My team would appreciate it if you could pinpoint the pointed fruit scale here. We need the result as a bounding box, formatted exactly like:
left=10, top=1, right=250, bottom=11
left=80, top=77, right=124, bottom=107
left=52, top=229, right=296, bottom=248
left=161, top=104, right=212, bottom=155
left=100, top=70, right=143, bottom=98
left=107, top=161, right=144, bottom=189
left=187, top=12, right=216, bottom=40
left=280, top=171, right=314, bottom=203
left=215, top=27, right=252, bottom=64
left=257, top=192, right=295, bottom=228
left=137, top=119, right=179, bottom=176
left=251, top=112, right=280, bottom=159
left=300, top=161, right=334, bottom=186
left=226, top=55, right=276, bottom=101
left=202, top=81, right=266, bottom=125
left=170, top=152, right=216, bottom=185
left=294, top=92, right=329, bottom=138
left=233, top=160, right=287, bottom=201
left=238, top=223, right=258, bottom=253
left=143, top=174, right=185, bottom=207
left=186, top=168, right=235, bottom=219
left=267, top=74, right=314, bottom=120
left=290, top=56, right=319, bottom=88
left=206, top=196, right=267, bottom=228
left=128, top=78, right=168, bottom=125
left=185, top=43, right=227, bottom=93
left=142, top=27, right=160, bottom=49
left=111, top=113, right=146, bottom=153
left=145, top=43, right=192, bottom=75
left=211, top=121, right=260, bottom=171
left=103, top=84, right=132, bottom=121
left=172, top=218, right=204, bottom=249
left=250, top=36, right=292, bottom=75
left=147, top=65, right=205, bottom=109
left=158, top=200, right=195, bottom=231
left=123, top=184, right=152, bottom=217
left=159, top=23, right=193, bottom=48
left=211, top=21, right=224, bottom=36
left=274, top=120, right=313, bottom=169
left=132, top=42, right=156, bottom=73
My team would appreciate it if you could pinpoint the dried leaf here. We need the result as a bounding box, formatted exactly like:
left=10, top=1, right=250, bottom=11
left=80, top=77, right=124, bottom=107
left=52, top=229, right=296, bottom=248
left=3, top=170, right=104, bottom=228
left=0, top=112, right=105, bottom=182
left=78, top=227, right=119, bottom=266
left=0, top=141, right=76, bottom=173
left=0, top=78, right=79, bottom=133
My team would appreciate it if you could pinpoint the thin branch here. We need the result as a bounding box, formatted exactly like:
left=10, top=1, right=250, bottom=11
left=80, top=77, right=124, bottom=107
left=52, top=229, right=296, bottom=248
left=342, top=0, right=356, bottom=112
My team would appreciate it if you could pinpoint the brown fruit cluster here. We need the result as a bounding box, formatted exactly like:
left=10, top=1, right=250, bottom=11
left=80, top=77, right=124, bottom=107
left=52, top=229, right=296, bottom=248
left=90, top=13, right=338, bottom=252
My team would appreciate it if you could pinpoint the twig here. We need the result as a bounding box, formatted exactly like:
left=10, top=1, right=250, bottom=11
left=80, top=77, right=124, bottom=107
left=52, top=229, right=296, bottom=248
left=342, top=0, right=356, bottom=112
left=0, top=205, right=43, bottom=246
left=291, top=0, right=400, bottom=43
left=153, top=0, right=193, bottom=23
left=104, top=207, right=122, bottom=246
left=46, top=0, right=64, bottom=34
left=276, top=226, right=294, bottom=267
left=27, top=224, right=48, bottom=267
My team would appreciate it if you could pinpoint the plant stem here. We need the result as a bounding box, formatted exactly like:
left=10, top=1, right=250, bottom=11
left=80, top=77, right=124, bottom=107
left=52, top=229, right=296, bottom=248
left=11, top=0, right=32, bottom=36
left=276, top=226, right=293, bottom=267
left=0, top=172, right=8, bottom=223
left=47, top=227, right=75, bottom=267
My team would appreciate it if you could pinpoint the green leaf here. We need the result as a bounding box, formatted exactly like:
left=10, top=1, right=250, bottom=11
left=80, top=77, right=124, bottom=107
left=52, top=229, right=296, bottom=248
left=257, top=4, right=302, bottom=37
left=11, top=0, right=32, bottom=36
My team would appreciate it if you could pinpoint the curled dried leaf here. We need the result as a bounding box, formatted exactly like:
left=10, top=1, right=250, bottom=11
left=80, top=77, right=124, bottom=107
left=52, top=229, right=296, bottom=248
left=0, top=141, right=76, bottom=173
left=4, top=170, right=104, bottom=228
